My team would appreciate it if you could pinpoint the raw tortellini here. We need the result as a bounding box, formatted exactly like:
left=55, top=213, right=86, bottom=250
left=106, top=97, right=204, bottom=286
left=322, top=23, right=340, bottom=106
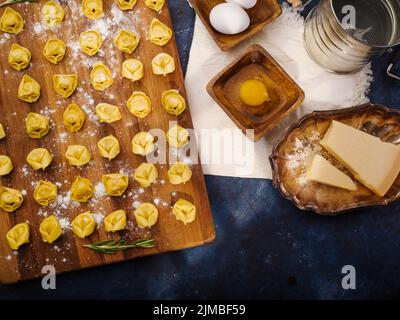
left=132, top=131, right=155, bottom=156
left=72, top=211, right=95, bottom=239
left=0, top=187, right=23, bottom=212
left=0, top=7, right=23, bottom=35
left=25, top=112, right=50, bottom=139
left=115, top=0, right=137, bottom=10
left=102, top=173, right=129, bottom=196
left=95, top=103, right=122, bottom=123
left=134, top=203, right=158, bottom=229
left=79, top=30, right=102, bottom=56
left=145, top=0, right=165, bottom=11
left=0, top=155, right=13, bottom=176
left=34, top=180, right=57, bottom=206
left=149, top=18, right=172, bottom=46
left=168, top=162, right=192, bottom=185
left=8, top=43, right=31, bottom=71
left=0, top=123, right=5, bottom=139
left=42, top=1, right=65, bottom=27
left=134, top=162, right=158, bottom=188
left=6, top=223, right=29, bottom=250
left=82, top=0, right=104, bottom=20
left=53, top=74, right=78, bottom=98
left=104, top=210, right=126, bottom=232
left=70, top=176, right=94, bottom=203
left=167, top=125, right=189, bottom=148
left=27, top=148, right=52, bottom=170
left=90, top=63, right=113, bottom=91
left=152, top=53, right=175, bottom=76
left=97, top=135, right=120, bottom=160
left=39, top=215, right=62, bottom=244
left=122, top=59, right=143, bottom=82
left=43, top=38, right=66, bottom=64
left=65, top=145, right=91, bottom=167
left=127, top=91, right=152, bottom=119
left=172, top=199, right=196, bottom=225
left=161, top=90, right=186, bottom=116
left=18, top=75, right=41, bottom=103
left=114, top=29, right=139, bottom=54
left=63, top=103, right=86, bottom=132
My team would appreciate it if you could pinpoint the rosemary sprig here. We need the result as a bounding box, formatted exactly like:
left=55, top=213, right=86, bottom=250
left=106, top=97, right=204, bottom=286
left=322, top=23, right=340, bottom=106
left=84, top=239, right=156, bottom=254
left=0, top=0, right=38, bottom=8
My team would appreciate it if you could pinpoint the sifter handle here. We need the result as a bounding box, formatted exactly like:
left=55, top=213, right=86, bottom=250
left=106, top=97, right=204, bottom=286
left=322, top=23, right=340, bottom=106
left=387, top=46, right=400, bottom=80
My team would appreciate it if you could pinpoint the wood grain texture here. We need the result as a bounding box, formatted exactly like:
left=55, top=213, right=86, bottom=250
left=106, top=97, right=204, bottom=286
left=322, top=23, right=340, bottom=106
left=189, top=0, right=282, bottom=51
left=0, top=0, right=214, bottom=284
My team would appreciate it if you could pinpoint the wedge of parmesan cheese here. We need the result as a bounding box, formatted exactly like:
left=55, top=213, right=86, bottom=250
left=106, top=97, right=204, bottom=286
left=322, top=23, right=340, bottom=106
left=306, top=154, right=357, bottom=191
left=320, top=120, right=400, bottom=197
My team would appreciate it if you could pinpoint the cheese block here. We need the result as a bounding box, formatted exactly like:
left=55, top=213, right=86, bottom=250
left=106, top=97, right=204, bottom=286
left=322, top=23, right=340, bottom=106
left=320, top=120, right=400, bottom=197
left=306, top=154, right=357, bottom=191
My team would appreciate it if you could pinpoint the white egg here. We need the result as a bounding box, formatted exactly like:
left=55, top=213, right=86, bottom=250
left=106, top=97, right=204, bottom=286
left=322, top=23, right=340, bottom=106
left=226, top=0, right=258, bottom=9
left=209, top=3, right=251, bottom=35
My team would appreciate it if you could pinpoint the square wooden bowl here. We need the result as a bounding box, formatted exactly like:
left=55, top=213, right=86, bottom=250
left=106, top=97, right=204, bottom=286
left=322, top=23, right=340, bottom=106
left=189, top=0, right=282, bottom=51
left=207, top=44, right=305, bottom=141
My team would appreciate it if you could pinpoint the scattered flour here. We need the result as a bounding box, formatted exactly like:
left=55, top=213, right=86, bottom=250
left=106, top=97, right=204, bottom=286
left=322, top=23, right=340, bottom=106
left=33, top=23, right=43, bottom=34
left=40, top=106, right=56, bottom=117
left=81, top=103, right=99, bottom=124
left=59, top=132, right=67, bottom=143
left=287, top=134, right=321, bottom=171
left=59, top=218, right=71, bottom=231
left=93, top=212, right=105, bottom=227
left=132, top=200, right=141, bottom=209
left=0, top=33, right=10, bottom=46
left=94, top=183, right=106, bottom=198
left=21, top=165, right=30, bottom=177
left=286, top=132, right=322, bottom=186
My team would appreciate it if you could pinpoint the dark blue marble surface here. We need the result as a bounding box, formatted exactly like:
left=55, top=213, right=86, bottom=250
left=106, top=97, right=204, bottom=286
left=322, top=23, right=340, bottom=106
left=1, top=0, right=400, bottom=299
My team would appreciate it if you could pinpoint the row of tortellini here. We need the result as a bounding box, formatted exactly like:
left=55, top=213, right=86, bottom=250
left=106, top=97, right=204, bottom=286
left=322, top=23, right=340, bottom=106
left=15, top=53, right=175, bottom=103
left=8, top=24, right=172, bottom=72
left=0, top=0, right=167, bottom=35
left=6, top=195, right=195, bottom=250
left=80, top=17, right=172, bottom=55
left=122, top=53, right=176, bottom=81
left=0, top=159, right=191, bottom=212
left=0, top=122, right=190, bottom=177
left=115, top=0, right=165, bottom=12
left=0, top=3, right=64, bottom=35
left=22, top=97, right=185, bottom=141
left=0, top=2, right=66, bottom=35
left=16, top=74, right=77, bottom=103
left=83, top=0, right=166, bottom=19
left=125, top=88, right=186, bottom=118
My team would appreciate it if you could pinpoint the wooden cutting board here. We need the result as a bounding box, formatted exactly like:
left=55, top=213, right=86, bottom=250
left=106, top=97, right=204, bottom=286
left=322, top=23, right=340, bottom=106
left=0, top=0, right=214, bottom=284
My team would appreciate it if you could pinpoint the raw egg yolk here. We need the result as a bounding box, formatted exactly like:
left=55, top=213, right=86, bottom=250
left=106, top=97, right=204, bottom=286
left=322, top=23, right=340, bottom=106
left=239, top=79, right=269, bottom=107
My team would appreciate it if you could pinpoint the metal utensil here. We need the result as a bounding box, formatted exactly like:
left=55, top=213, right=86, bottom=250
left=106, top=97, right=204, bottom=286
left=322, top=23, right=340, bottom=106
left=387, top=46, right=400, bottom=80
left=304, top=0, right=400, bottom=74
